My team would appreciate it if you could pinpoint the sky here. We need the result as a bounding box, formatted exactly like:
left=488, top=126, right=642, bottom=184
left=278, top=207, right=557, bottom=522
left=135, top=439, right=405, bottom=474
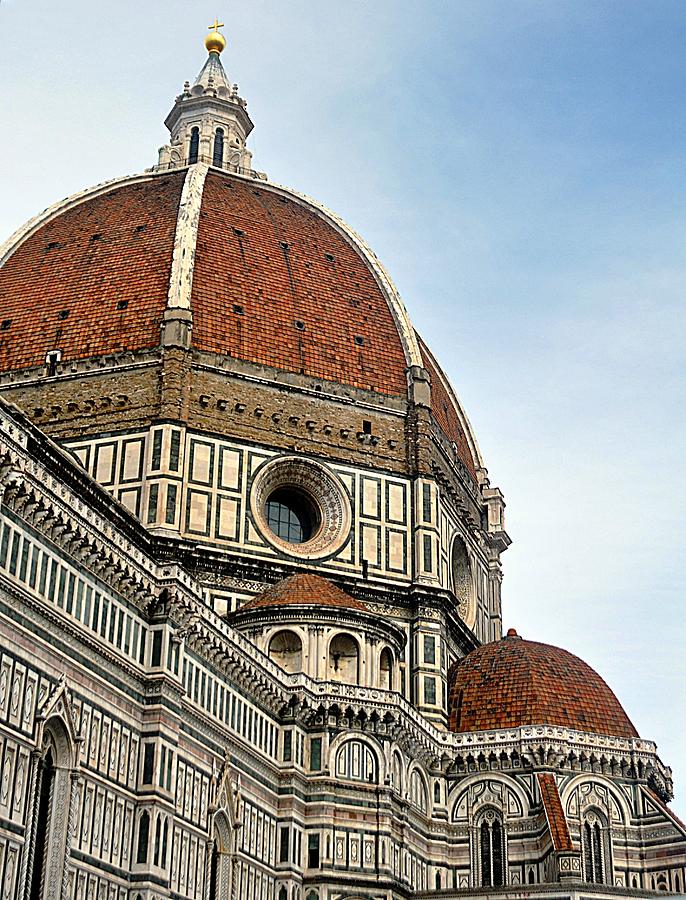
left=1, top=1, right=685, bottom=817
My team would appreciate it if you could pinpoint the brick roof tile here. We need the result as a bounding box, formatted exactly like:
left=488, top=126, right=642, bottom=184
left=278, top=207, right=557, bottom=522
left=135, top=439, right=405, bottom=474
left=240, top=573, right=368, bottom=612
left=448, top=629, right=638, bottom=739
left=190, top=173, right=408, bottom=395
left=538, top=773, right=574, bottom=851
left=0, top=173, right=185, bottom=370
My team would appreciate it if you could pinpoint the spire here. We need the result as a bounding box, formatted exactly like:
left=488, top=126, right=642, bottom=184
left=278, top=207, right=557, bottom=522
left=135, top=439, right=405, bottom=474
left=157, top=21, right=265, bottom=179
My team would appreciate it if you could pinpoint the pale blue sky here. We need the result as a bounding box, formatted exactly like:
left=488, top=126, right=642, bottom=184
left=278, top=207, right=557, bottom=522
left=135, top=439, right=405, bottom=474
left=2, top=1, right=685, bottom=817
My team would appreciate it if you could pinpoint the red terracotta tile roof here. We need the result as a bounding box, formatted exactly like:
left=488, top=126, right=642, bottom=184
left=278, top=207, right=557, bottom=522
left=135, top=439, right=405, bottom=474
left=0, top=170, right=412, bottom=398
left=0, top=173, right=185, bottom=370
left=417, top=335, right=477, bottom=480
left=448, top=629, right=638, bottom=739
left=240, top=573, right=368, bottom=612
left=190, top=173, right=408, bottom=395
left=537, top=773, right=573, bottom=851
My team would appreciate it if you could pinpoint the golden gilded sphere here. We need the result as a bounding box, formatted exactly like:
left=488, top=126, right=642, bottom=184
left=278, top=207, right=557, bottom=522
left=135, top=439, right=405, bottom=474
left=204, top=30, right=226, bottom=54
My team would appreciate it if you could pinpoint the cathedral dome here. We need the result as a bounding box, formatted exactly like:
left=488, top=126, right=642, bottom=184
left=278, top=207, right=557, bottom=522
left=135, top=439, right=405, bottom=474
left=0, top=166, right=480, bottom=479
left=448, top=628, right=638, bottom=739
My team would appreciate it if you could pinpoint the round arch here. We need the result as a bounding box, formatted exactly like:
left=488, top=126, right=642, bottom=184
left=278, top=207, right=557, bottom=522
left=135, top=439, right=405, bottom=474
left=560, top=774, right=632, bottom=826
left=327, top=632, right=361, bottom=684
left=328, top=732, right=385, bottom=785
left=449, top=772, right=534, bottom=822
left=267, top=629, right=304, bottom=674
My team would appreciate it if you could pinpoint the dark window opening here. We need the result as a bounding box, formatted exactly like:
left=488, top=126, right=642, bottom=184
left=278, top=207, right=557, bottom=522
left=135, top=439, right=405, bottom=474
left=165, top=483, right=177, bottom=524
left=151, top=431, right=163, bottom=470
left=209, top=843, right=219, bottom=898
left=142, top=744, right=155, bottom=783
left=90, top=233, right=102, bottom=242
left=136, top=810, right=150, bottom=864
left=1, top=319, right=11, bottom=330
left=424, top=675, right=436, bottom=705
left=232, top=227, right=245, bottom=237
left=169, top=431, right=181, bottom=471
left=29, top=748, right=54, bottom=900
left=213, top=128, right=225, bottom=167
left=310, top=738, right=322, bottom=771
left=582, top=820, right=605, bottom=884
left=307, top=833, right=320, bottom=869
left=117, top=300, right=128, bottom=310
left=480, top=816, right=505, bottom=887
left=147, top=483, right=159, bottom=523
left=424, top=635, right=436, bottom=664
left=233, top=304, right=244, bottom=314
left=189, top=127, right=200, bottom=164
left=354, top=335, right=365, bottom=346
left=362, top=419, right=372, bottom=434
left=58, top=309, right=69, bottom=320
left=294, top=319, right=305, bottom=331
left=325, top=253, right=335, bottom=262
left=279, top=827, right=290, bottom=863
left=265, top=488, right=319, bottom=544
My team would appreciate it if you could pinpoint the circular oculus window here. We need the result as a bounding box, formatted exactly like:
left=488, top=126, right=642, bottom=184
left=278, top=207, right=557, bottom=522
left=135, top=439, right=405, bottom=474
left=250, top=456, right=351, bottom=560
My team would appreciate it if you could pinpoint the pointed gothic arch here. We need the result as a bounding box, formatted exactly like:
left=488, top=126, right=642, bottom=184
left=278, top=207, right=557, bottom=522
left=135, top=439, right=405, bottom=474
left=206, top=753, right=242, bottom=900
left=26, top=678, right=81, bottom=900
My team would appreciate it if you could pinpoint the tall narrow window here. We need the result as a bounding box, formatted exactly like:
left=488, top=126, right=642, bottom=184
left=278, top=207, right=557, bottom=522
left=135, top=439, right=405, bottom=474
left=29, top=748, right=55, bottom=900
left=189, top=127, right=200, bottom=164
left=478, top=810, right=505, bottom=887
left=307, top=833, right=320, bottom=869
left=136, top=810, right=150, bottom=864
left=213, top=128, right=225, bottom=167
left=208, top=843, right=219, bottom=898
left=582, top=815, right=607, bottom=884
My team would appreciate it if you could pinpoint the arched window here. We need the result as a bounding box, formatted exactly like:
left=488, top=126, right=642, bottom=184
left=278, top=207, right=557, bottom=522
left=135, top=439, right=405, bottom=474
left=328, top=634, right=359, bottom=684
left=136, top=810, right=150, bottom=863
left=391, top=752, right=403, bottom=793
left=379, top=647, right=393, bottom=690
left=477, top=808, right=506, bottom=887
left=213, top=128, right=225, bottom=167
left=268, top=630, right=303, bottom=674
left=29, top=718, right=77, bottom=900
left=161, top=817, right=169, bottom=866
left=581, top=811, right=608, bottom=884
left=409, top=768, right=428, bottom=813
left=335, top=740, right=377, bottom=783
left=153, top=813, right=161, bottom=865
left=208, top=810, right=233, bottom=898
left=278, top=887, right=288, bottom=900
left=189, top=127, right=200, bottom=164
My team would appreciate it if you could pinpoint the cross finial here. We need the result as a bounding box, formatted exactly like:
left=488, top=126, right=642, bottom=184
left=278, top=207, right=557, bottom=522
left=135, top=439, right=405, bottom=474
left=204, top=16, right=227, bottom=54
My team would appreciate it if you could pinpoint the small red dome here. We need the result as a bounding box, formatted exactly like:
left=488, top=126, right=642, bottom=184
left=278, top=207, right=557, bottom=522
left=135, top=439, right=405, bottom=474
left=239, top=573, right=368, bottom=612
left=448, top=631, right=638, bottom=739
